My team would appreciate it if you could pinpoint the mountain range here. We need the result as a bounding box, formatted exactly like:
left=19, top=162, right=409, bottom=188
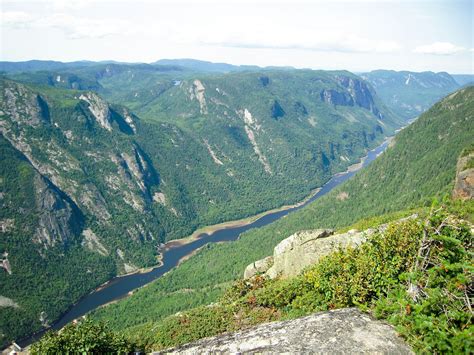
left=0, top=59, right=470, bottom=348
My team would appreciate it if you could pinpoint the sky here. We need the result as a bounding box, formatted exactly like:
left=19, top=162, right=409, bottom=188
left=1, top=0, right=473, bottom=73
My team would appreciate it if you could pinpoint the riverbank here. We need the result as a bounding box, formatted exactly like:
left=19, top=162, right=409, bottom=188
left=115, top=139, right=391, bottom=278
left=163, top=186, right=323, bottom=251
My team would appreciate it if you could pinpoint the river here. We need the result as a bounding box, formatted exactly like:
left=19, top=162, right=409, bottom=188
left=18, top=137, right=391, bottom=347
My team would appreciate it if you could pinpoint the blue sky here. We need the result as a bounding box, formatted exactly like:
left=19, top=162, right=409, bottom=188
left=1, top=0, right=472, bottom=73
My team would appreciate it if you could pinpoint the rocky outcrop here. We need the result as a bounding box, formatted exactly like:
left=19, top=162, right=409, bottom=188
left=1, top=252, right=12, bottom=275
left=34, top=174, right=83, bottom=249
left=2, top=81, right=50, bottom=126
left=81, top=228, right=108, bottom=256
left=453, top=150, right=474, bottom=200
left=244, top=256, right=274, bottom=279
left=157, top=308, right=412, bottom=354
left=189, top=80, right=207, bottom=115
left=0, top=295, right=19, bottom=308
left=320, top=76, right=382, bottom=118
left=320, top=89, right=354, bottom=107
left=246, top=228, right=370, bottom=279
left=79, top=92, right=113, bottom=131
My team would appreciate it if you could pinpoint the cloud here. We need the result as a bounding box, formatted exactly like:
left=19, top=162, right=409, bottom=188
left=199, top=31, right=401, bottom=54
left=1, top=10, right=131, bottom=39
left=413, top=42, right=466, bottom=55
left=1, top=11, right=35, bottom=28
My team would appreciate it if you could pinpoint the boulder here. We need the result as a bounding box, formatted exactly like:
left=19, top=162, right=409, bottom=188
left=246, top=229, right=370, bottom=279
left=156, top=308, right=412, bottom=354
left=243, top=256, right=274, bottom=279
left=453, top=150, right=474, bottom=200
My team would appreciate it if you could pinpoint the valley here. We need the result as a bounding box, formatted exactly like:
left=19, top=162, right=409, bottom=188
left=0, top=60, right=471, bottom=352
left=17, top=135, right=391, bottom=348
left=1, top=1, right=472, bottom=352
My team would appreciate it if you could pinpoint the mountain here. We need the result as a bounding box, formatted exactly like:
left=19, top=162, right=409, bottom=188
left=89, top=86, right=473, bottom=351
left=0, top=66, right=400, bottom=346
left=361, top=70, right=459, bottom=120
left=451, top=74, right=474, bottom=87
left=0, top=60, right=103, bottom=74
left=153, top=58, right=259, bottom=72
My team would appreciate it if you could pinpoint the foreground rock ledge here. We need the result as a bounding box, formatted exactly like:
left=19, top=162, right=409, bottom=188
left=155, top=308, right=413, bottom=354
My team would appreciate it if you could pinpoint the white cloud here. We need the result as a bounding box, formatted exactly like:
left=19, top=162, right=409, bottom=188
left=413, top=42, right=466, bottom=55
left=198, top=31, right=401, bottom=54
left=1, top=11, right=35, bottom=28
left=1, top=10, right=132, bottom=39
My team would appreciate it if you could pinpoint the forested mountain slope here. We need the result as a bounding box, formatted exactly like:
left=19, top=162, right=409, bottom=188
left=90, top=86, right=474, bottom=341
left=361, top=70, right=459, bottom=120
left=0, top=67, right=400, bottom=346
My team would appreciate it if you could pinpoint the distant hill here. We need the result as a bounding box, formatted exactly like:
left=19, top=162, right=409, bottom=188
left=0, top=60, right=102, bottom=73
left=153, top=58, right=260, bottom=72
left=451, top=74, right=474, bottom=86
left=361, top=70, right=459, bottom=120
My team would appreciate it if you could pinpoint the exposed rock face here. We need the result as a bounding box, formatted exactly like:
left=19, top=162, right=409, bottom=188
left=79, top=92, right=113, bottom=131
left=1, top=252, right=12, bottom=275
left=0, top=295, right=19, bottom=308
left=244, top=256, right=274, bottom=279
left=190, top=79, right=207, bottom=115
left=246, top=229, right=370, bottom=279
left=81, top=228, right=108, bottom=256
left=320, top=76, right=381, bottom=118
left=158, top=308, right=412, bottom=354
left=320, top=89, right=354, bottom=107
left=453, top=150, right=474, bottom=200
left=33, top=174, right=83, bottom=248
left=2, top=82, right=49, bottom=126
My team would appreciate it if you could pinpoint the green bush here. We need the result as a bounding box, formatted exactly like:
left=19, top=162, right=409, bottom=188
left=30, top=319, right=136, bottom=354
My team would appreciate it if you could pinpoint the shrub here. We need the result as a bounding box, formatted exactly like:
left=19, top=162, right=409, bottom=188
left=30, top=319, right=136, bottom=354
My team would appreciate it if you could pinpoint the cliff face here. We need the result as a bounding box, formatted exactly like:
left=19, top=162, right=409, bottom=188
left=244, top=227, right=374, bottom=279
left=320, top=76, right=382, bottom=118
left=158, top=308, right=412, bottom=354
left=33, top=173, right=84, bottom=249
left=452, top=149, right=474, bottom=200
left=0, top=79, right=161, bottom=259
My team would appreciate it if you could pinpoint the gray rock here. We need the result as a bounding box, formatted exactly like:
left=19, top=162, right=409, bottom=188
left=247, top=229, right=369, bottom=279
left=453, top=151, right=474, bottom=200
left=157, top=308, right=412, bottom=354
left=243, top=256, right=274, bottom=279
left=34, top=174, right=83, bottom=248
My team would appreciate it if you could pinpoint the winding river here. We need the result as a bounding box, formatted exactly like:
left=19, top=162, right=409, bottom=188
left=18, top=138, right=391, bottom=347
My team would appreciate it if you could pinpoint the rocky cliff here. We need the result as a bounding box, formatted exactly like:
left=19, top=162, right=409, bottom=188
left=452, top=148, right=474, bottom=200
left=157, top=308, right=412, bottom=354
left=244, top=227, right=375, bottom=279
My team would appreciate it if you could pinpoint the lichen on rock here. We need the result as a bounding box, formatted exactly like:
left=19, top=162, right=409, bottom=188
left=158, top=308, right=412, bottom=354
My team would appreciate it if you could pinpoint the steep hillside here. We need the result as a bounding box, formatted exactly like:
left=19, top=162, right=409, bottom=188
left=0, top=135, right=116, bottom=346
left=0, top=69, right=401, bottom=346
left=101, top=69, right=403, bottom=194
left=5, top=67, right=403, bottom=230
left=361, top=70, right=459, bottom=120
left=0, top=79, right=168, bottom=345
left=90, top=86, right=474, bottom=341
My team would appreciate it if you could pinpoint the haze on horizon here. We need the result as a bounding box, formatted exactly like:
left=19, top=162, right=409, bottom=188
left=1, top=0, right=473, bottom=74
